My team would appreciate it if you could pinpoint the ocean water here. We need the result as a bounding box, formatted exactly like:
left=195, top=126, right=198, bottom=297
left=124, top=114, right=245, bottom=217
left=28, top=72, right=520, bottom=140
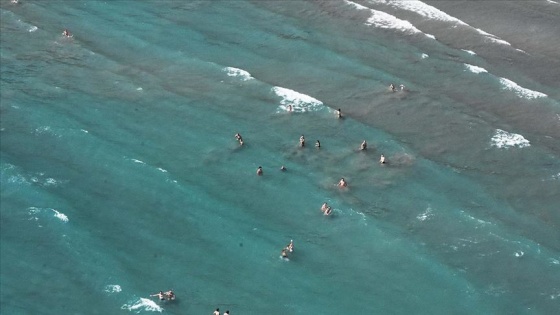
left=1, top=0, right=559, bottom=314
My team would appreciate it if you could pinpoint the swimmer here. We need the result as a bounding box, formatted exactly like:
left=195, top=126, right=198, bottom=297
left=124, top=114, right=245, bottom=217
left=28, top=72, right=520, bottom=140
left=299, top=135, right=305, bottom=147
left=379, top=154, right=386, bottom=164
left=280, top=165, right=287, bottom=171
left=281, top=248, right=289, bottom=259
left=287, top=104, right=293, bottom=112
left=223, top=311, right=230, bottom=315
left=399, top=84, right=405, bottom=91
left=338, top=178, right=347, bottom=187
left=315, top=140, right=321, bottom=148
left=286, top=240, right=294, bottom=252
left=11, top=0, right=19, bottom=4
left=214, top=308, right=220, bottom=315
left=256, top=166, right=263, bottom=176
left=389, top=84, right=396, bottom=92
left=234, top=133, right=243, bottom=145
left=360, top=140, right=367, bottom=151
left=164, top=290, right=175, bottom=300
left=321, top=202, right=332, bottom=216
left=336, top=108, right=342, bottom=119
left=151, top=291, right=165, bottom=301
left=62, top=29, right=71, bottom=37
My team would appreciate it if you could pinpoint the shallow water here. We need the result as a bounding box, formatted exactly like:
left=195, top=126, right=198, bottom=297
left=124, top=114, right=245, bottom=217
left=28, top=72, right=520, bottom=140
left=1, top=1, right=559, bottom=314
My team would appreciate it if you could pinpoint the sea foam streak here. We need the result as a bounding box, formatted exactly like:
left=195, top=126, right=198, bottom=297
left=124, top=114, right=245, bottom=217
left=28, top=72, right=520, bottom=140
left=52, top=209, right=69, bottom=222
left=388, top=0, right=467, bottom=25
left=224, top=67, right=254, bottom=81
left=464, top=64, right=487, bottom=74
left=491, top=129, right=530, bottom=149
left=499, top=78, right=547, bottom=99
left=104, top=284, right=122, bottom=293
left=370, top=0, right=514, bottom=47
left=345, top=1, right=425, bottom=36
left=121, top=298, right=163, bottom=313
left=272, top=86, right=324, bottom=112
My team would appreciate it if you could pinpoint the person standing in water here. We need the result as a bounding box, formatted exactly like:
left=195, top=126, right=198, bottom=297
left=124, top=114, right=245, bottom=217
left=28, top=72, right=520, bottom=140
left=315, top=140, right=321, bottom=148
left=338, top=178, right=347, bottom=187
left=336, top=108, right=343, bottom=119
left=360, top=140, right=367, bottom=151
left=379, top=154, right=386, bottom=164
left=299, top=135, right=305, bottom=147
left=256, top=166, right=263, bottom=176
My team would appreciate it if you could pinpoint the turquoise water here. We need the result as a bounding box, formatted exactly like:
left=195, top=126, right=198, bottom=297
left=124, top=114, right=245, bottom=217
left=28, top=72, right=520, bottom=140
left=1, top=1, right=559, bottom=314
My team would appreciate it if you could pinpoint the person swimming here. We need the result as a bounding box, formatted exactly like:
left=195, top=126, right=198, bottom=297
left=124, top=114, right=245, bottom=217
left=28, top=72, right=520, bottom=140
left=379, top=154, right=386, bottom=164
left=360, top=140, right=367, bottom=151
left=151, top=291, right=165, bottom=301
left=164, top=290, right=175, bottom=300
left=280, top=165, right=287, bottom=171
left=287, top=104, right=293, bottom=112
left=234, top=133, right=243, bottom=145
left=62, top=29, right=71, bottom=37
left=315, top=140, right=321, bottom=148
left=338, top=178, right=347, bottom=187
left=321, top=203, right=332, bottom=215
left=223, top=311, right=230, bottom=315
left=399, top=84, right=405, bottom=91
left=336, top=108, right=342, bottom=119
left=299, top=135, right=305, bottom=147
left=281, top=248, right=289, bottom=259
left=286, top=240, right=294, bottom=252
left=214, top=308, right=220, bottom=315
left=256, top=166, right=263, bottom=176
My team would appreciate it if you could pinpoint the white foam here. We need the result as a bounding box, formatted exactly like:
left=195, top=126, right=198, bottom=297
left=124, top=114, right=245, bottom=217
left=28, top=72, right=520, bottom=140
left=156, top=168, right=168, bottom=173
left=499, top=78, right=547, bottom=99
left=462, top=49, right=476, bottom=55
left=81, top=129, right=89, bottom=133
left=224, top=67, right=254, bottom=81
left=131, top=159, right=145, bottom=164
left=491, top=129, right=530, bottom=149
left=365, top=9, right=422, bottom=34
left=425, top=33, right=436, bottom=40
left=44, top=178, right=58, bottom=186
left=345, top=1, right=423, bottom=35
left=417, top=207, right=433, bottom=221
left=547, top=0, right=558, bottom=4
left=421, top=53, right=429, bottom=59
left=34, top=126, right=61, bottom=137
left=464, top=63, right=487, bottom=74
left=475, top=28, right=511, bottom=46
left=345, top=0, right=368, bottom=10
left=29, top=26, right=38, bottom=32
left=122, top=298, right=163, bottom=313
left=391, top=0, right=468, bottom=25
left=52, top=209, right=69, bottom=222
left=514, top=250, right=524, bottom=257
left=104, top=284, right=122, bottom=293
left=272, top=86, right=324, bottom=112
left=136, top=87, right=143, bottom=91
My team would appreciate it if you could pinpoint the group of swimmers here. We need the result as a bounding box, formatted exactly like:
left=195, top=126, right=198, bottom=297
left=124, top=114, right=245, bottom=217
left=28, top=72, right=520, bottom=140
left=213, top=308, right=230, bottom=315
left=150, top=290, right=175, bottom=301
left=389, top=83, right=405, bottom=92
left=281, top=240, right=294, bottom=260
